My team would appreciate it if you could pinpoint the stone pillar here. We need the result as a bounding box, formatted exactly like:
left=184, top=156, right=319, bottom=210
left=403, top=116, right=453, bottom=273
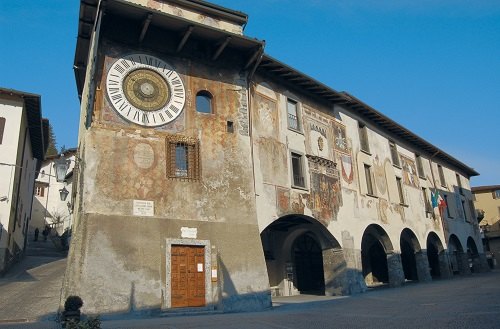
left=387, top=253, right=405, bottom=287
left=438, top=252, right=453, bottom=279
left=323, top=248, right=366, bottom=296
left=415, top=252, right=432, bottom=282
left=456, top=252, right=471, bottom=275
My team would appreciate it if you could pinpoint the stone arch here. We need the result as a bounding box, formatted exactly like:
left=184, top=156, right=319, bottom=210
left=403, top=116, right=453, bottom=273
left=400, top=228, right=422, bottom=281
left=361, top=224, right=398, bottom=286
left=448, top=234, right=466, bottom=275
left=260, top=214, right=345, bottom=297
left=426, top=232, right=449, bottom=279
left=466, top=236, right=479, bottom=273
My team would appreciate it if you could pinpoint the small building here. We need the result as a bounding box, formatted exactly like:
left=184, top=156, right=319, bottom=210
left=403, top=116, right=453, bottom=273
left=30, top=149, right=77, bottom=239
left=472, top=185, right=500, bottom=268
left=63, top=0, right=488, bottom=316
left=0, top=87, right=47, bottom=274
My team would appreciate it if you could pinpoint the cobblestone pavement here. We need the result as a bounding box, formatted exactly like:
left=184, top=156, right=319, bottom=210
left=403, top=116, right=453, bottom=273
left=1, top=268, right=499, bottom=329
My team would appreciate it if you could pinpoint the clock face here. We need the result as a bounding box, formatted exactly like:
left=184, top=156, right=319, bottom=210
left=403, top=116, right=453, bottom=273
left=106, top=53, right=186, bottom=127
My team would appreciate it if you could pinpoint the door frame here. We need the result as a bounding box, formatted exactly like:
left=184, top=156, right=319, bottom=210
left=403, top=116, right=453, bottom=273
left=165, top=238, right=211, bottom=309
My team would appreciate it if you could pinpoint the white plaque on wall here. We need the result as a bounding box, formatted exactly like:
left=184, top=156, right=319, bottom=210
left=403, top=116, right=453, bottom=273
left=181, top=227, right=197, bottom=239
left=133, top=200, right=154, bottom=217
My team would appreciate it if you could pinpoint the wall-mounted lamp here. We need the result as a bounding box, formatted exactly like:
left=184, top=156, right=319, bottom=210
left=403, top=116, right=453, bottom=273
left=54, top=158, right=71, bottom=183
left=59, top=187, right=69, bottom=201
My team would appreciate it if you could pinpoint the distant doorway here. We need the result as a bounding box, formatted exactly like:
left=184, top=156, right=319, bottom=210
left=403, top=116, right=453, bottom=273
left=361, top=224, right=393, bottom=285
left=400, top=229, right=420, bottom=281
left=293, top=233, right=325, bottom=294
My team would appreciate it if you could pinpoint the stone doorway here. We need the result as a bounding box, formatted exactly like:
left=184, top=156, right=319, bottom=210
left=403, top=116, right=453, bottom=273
left=293, top=233, right=325, bottom=294
left=426, top=233, right=442, bottom=279
left=400, top=229, right=420, bottom=282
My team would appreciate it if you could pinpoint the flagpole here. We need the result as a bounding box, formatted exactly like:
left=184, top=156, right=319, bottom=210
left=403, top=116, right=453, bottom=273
left=428, top=151, right=449, bottom=239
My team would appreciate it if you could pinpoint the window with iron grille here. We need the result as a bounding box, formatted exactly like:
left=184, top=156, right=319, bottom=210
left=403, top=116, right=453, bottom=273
left=287, top=98, right=300, bottom=131
left=166, top=136, right=200, bottom=180
left=291, top=152, right=305, bottom=188
left=389, top=141, right=400, bottom=167
left=358, top=123, right=370, bottom=153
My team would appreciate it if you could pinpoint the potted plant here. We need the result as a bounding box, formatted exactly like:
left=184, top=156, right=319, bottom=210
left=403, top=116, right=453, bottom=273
left=62, top=295, right=83, bottom=327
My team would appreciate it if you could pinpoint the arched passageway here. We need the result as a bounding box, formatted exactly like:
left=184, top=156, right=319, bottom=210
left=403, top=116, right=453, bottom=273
left=260, top=215, right=343, bottom=296
left=400, top=229, right=421, bottom=282
left=293, top=233, right=324, bottom=293
left=467, top=237, right=479, bottom=273
left=448, top=234, right=465, bottom=275
left=426, top=232, right=445, bottom=279
left=361, top=224, right=394, bottom=286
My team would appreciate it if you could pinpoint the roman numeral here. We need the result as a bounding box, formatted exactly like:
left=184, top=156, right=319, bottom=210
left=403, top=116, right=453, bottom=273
left=169, top=104, right=180, bottom=113
left=152, top=114, right=156, bottom=123
left=145, top=56, right=153, bottom=66
left=165, top=110, right=173, bottom=119
left=108, top=87, right=119, bottom=95
left=120, top=59, right=130, bottom=69
left=171, top=77, right=182, bottom=86
left=133, top=111, right=140, bottom=121
left=118, top=102, right=127, bottom=111
left=111, top=94, right=123, bottom=102
left=158, top=113, right=165, bottom=122
left=108, top=79, right=119, bottom=86
left=142, top=113, right=149, bottom=123
left=114, top=64, right=125, bottom=74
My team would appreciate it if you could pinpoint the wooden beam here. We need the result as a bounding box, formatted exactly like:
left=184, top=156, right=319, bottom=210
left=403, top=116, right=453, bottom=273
left=212, top=36, right=231, bottom=61
left=176, top=25, right=194, bottom=53
left=139, top=13, right=153, bottom=43
left=244, top=46, right=262, bottom=70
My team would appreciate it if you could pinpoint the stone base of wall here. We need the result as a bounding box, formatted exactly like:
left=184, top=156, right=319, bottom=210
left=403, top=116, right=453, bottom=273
left=387, top=253, right=405, bottom=287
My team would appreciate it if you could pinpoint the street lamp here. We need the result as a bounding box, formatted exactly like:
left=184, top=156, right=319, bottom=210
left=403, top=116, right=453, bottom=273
left=59, top=186, right=69, bottom=201
left=53, top=158, right=70, bottom=183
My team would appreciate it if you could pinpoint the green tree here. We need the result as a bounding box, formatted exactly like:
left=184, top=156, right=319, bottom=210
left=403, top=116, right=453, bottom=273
left=45, top=123, right=58, bottom=157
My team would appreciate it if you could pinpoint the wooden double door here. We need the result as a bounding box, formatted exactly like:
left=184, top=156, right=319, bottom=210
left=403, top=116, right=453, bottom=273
left=171, top=245, right=206, bottom=308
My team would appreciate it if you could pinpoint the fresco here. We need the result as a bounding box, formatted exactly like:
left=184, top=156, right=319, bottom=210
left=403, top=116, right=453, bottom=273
left=400, top=154, right=420, bottom=188
left=333, top=121, right=349, bottom=154
left=253, top=93, right=279, bottom=138
left=308, top=171, right=342, bottom=225
left=373, top=155, right=388, bottom=195
left=258, top=137, right=288, bottom=186
left=276, top=187, right=290, bottom=215
left=304, top=114, right=331, bottom=159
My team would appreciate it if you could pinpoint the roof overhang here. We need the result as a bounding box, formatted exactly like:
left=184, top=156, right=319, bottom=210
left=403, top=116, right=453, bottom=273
left=0, top=88, right=45, bottom=161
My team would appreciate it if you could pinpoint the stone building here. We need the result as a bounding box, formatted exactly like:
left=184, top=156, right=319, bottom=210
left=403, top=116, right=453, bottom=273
left=472, top=185, right=500, bottom=268
left=0, top=88, right=47, bottom=274
left=64, top=0, right=487, bottom=315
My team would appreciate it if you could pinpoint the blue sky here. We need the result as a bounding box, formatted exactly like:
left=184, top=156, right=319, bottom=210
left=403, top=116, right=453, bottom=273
left=1, top=0, right=499, bottom=186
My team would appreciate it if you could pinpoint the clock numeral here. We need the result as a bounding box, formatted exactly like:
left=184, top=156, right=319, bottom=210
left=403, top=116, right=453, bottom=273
left=108, top=87, right=120, bottom=95
left=142, top=113, right=149, bottom=124
left=133, top=111, right=140, bottom=121
left=128, top=57, right=136, bottom=66
left=152, top=114, right=157, bottom=123
left=127, top=107, right=132, bottom=116
left=114, top=64, right=125, bottom=74
left=162, top=64, right=169, bottom=72
left=120, top=59, right=130, bottom=69
left=165, top=110, right=173, bottom=119
left=171, top=77, right=182, bottom=86
left=169, top=104, right=180, bottom=114
left=145, top=56, right=153, bottom=66
left=108, top=79, right=119, bottom=86
left=154, top=59, right=161, bottom=68
left=158, top=113, right=165, bottom=122
left=118, top=102, right=127, bottom=111
left=111, top=94, right=123, bottom=102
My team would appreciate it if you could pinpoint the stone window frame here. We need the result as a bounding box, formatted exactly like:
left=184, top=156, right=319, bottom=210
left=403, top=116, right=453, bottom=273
left=358, top=122, right=370, bottom=154
left=389, top=141, right=400, bottom=168
left=196, top=90, right=214, bottom=114
left=286, top=98, right=302, bottom=132
left=290, top=151, right=306, bottom=189
left=166, top=135, right=200, bottom=181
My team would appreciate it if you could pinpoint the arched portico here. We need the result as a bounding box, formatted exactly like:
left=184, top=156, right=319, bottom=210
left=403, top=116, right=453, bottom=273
left=400, top=228, right=431, bottom=282
left=448, top=234, right=469, bottom=275
left=426, top=232, right=451, bottom=279
left=260, top=214, right=352, bottom=297
left=467, top=237, right=479, bottom=273
left=361, top=224, right=404, bottom=287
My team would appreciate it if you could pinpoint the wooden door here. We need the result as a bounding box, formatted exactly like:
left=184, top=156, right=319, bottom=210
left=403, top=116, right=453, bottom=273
left=171, top=245, right=205, bottom=308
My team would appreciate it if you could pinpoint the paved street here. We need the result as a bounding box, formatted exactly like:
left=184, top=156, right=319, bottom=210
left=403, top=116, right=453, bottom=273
left=1, top=256, right=499, bottom=329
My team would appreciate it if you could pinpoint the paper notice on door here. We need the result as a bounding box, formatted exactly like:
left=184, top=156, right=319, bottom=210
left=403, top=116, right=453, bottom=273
left=197, top=263, right=203, bottom=272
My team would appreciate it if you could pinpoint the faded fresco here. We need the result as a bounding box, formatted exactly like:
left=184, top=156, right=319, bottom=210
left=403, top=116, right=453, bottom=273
left=400, top=154, right=420, bottom=188
left=373, top=155, right=388, bottom=196
left=257, top=137, right=288, bottom=186
left=307, top=156, right=342, bottom=225
left=340, top=153, right=354, bottom=185
left=305, top=115, right=331, bottom=159
left=253, top=93, right=279, bottom=139
left=333, top=121, right=349, bottom=154
left=276, top=187, right=290, bottom=215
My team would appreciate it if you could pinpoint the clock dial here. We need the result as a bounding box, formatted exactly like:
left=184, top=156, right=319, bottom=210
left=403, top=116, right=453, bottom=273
left=106, top=53, right=186, bottom=127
